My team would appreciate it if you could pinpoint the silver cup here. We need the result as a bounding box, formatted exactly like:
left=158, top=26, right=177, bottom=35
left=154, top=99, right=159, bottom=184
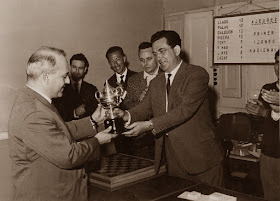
left=95, top=80, right=125, bottom=134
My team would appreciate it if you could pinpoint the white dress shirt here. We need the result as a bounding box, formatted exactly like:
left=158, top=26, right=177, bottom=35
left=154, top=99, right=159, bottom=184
left=116, top=68, right=128, bottom=84
left=143, top=67, right=160, bottom=86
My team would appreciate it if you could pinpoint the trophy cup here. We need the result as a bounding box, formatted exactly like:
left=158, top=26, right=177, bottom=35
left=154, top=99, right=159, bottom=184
left=95, top=80, right=126, bottom=134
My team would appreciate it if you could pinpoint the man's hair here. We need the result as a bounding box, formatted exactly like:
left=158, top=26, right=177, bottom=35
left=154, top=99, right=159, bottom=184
left=70, top=53, right=89, bottom=68
left=275, top=49, right=279, bottom=60
left=105, top=46, right=125, bottom=59
left=151, top=30, right=181, bottom=48
left=27, top=46, right=66, bottom=80
left=138, top=42, right=152, bottom=54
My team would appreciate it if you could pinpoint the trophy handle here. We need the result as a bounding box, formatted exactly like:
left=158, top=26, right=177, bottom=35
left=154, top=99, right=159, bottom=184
left=95, top=91, right=101, bottom=102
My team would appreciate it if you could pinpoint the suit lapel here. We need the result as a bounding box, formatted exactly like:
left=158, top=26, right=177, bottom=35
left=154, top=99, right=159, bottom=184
left=168, top=62, right=187, bottom=111
left=157, top=73, right=168, bottom=114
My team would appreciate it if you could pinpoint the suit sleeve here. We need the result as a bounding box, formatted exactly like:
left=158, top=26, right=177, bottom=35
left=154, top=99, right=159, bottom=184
left=22, top=111, right=100, bottom=169
left=129, top=84, right=154, bottom=121
left=83, top=85, right=99, bottom=117
left=122, top=77, right=140, bottom=110
left=53, top=97, right=75, bottom=122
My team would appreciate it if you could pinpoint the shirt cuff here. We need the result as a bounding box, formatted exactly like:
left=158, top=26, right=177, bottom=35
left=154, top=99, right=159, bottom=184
left=124, top=110, right=131, bottom=127
left=271, top=110, right=280, bottom=121
left=73, top=110, right=79, bottom=118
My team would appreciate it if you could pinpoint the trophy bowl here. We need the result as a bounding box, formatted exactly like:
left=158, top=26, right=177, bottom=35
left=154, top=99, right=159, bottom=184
left=95, top=81, right=126, bottom=134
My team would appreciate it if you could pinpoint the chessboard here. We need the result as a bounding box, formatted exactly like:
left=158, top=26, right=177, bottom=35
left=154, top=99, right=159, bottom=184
left=89, top=153, right=166, bottom=191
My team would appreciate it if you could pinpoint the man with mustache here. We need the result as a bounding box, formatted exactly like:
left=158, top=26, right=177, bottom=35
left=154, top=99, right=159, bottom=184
left=53, top=53, right=99, bottom=121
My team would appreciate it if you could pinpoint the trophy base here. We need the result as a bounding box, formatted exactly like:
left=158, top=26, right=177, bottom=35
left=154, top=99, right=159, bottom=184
left=104, top=118, right=126, bottom=134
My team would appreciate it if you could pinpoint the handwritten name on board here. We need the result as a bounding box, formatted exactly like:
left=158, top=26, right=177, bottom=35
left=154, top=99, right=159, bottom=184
left=214, top=11, right=279, bottom=64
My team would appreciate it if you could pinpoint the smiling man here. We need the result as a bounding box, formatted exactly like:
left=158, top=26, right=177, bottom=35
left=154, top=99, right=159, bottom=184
left=105, top=46, right=136, bottom=90
left=114, top=30, right=224, bottom=187
left=120, top=42, right=161, bottom=158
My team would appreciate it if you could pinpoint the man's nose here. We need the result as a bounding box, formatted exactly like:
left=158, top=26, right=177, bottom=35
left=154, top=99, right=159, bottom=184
left=143, top=60, right=148, bottom=67
left=156, top=53, right=161, bottom=61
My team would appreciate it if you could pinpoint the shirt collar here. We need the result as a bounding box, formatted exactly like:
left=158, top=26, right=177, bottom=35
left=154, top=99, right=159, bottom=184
left=26, top=84, right=52, bottom=104
left=165, top=60, right=182, bottom=85
left=72, top=79, right=82, bottom=87
left=143, top=67, right=159, bottom=79
left=116, top=68, right=128, bottom=83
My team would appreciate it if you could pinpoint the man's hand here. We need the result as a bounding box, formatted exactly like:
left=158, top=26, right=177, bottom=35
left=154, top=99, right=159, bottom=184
left=122, top=121, right=151, bottom=137
left=94, top=126, right=118, bottom=144
left=75, top=104, right=86, bottom=117
left=261, top=89, right=279, bottom=105
left=91, top=104, right=106, bottom=123
left=270, top=104, right=280, bottom=113
left=246, top=100, right=268, bottom=117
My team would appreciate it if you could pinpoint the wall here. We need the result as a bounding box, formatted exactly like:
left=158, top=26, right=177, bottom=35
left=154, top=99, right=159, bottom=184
left=0, top=0, right=163, bottom=132
left=163, top=0, right=252, bottom=14
left=163, top=0, right=279, bottom=116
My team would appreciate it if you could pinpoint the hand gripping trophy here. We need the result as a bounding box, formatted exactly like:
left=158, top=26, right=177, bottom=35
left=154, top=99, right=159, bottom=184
left=95, top=80, right=126, bottom=134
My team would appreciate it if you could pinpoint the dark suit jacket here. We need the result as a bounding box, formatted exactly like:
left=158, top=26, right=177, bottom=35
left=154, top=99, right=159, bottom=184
left=129, top=61, right=224, bottom=174
left=107, top=69, right=137, bottom=90
left=53, top=80, right=99, bottom=122
left=8, top=87, right=100, bottom=201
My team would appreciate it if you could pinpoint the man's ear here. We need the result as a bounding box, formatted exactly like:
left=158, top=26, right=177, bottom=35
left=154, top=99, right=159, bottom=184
left=84, top=67, right=88, bottom=75
left=42, top=73, right=49, bottom=85
left=123, top=55, right=127, bottom=63
left=174, top=45, right=181, bottom=57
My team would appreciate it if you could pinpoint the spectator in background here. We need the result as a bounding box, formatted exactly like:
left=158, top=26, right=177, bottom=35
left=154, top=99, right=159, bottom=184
left=8, top=46, right=116, bottom=201
left=105, top=46, right=137, bottom=90
left=53, top=53, right=99, bottom=122
left=246, top=49, right=279, bottom=201
left=105, top=46, right=137, bottom=154
left=121, top=42, right=161, bottom=158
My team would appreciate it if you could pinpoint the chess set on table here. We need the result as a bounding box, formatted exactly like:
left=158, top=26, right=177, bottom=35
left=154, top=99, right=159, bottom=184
left=89, top=153, right=166, bottom=191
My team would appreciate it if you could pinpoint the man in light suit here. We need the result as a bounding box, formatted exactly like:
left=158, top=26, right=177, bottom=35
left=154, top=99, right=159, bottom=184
left=115, top=30, right=224, bottom=186
left=53, top=53, right=99, bottom=122
left=121, top=42, right=161, bottom=158
left=8, top=46, right=117, bottom=201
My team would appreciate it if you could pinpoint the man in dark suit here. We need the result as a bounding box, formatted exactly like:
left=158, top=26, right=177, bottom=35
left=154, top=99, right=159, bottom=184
left=8, top=46, right=116, bottom=201
left=105, top=46, right=137, bottom=154
left=105, top=46, right=137, bottom=90
left=115, top=30, right=224, bottom=186
left=121, top=42, right=161, bottom=158
left=246, top=50, right=280, bottom=201
left=53, top=53, right=99, bottom=122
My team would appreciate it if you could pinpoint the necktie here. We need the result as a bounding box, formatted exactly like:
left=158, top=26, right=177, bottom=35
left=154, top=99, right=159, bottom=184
left=74, top=82, right=79, bottom=94
left=120, top=75, right=124, bottom=85
left=166, top=73, right=172, bottom=96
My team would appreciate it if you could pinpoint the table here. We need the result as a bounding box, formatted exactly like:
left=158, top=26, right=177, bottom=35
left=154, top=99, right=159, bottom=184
left=155, top=182, right=266, bottom=201
left=89, top=175, right=196, bottom=201
left=89, top=175, right=266, bottom=201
